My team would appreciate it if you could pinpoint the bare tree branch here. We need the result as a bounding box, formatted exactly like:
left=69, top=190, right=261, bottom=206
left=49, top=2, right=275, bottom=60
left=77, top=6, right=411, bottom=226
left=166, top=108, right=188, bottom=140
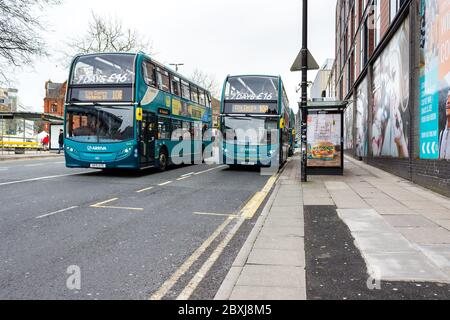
left=0, top=0, right=61, bottom=84
left=64, top=11, right=154, bottom=63
left=190, top=69, right=220, bottom=98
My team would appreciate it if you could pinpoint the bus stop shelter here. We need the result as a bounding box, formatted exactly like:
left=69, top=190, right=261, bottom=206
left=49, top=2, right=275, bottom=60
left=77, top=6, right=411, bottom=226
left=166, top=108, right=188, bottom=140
left=299, top=100, right=348, bottom=176
left=0, top=111, right=64, bottom=153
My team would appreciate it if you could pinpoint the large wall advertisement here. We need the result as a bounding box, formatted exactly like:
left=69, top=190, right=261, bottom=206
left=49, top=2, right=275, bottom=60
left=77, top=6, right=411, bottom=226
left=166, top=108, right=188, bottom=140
left=372, top=18, right=410, bottom=158
left=356, top=77, right=369, bottom=157
left=420, top=0, right=450, bottom=160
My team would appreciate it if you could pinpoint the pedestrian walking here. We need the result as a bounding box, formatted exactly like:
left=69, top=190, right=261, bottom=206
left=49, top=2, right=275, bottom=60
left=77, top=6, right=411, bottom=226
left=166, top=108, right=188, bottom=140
left=58, top=129, right=64, bottom=154
left=42, top=135, right=49, bottom=151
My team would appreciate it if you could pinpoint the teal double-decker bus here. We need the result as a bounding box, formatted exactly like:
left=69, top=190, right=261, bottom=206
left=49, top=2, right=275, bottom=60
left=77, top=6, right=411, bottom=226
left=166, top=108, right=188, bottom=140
left=64, top=53, right=213, bottom=171
left=220, top=75, right=292, bottom=168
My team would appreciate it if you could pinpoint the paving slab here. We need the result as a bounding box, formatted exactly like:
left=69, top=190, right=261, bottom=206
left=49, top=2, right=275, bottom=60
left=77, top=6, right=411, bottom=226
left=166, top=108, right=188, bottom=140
left=247, top=248, right=305, bottom=267
left=364, top=252, right=450, bottom=283
left=338, top=209, right=396, bottom=233
left=384, top=215, right=437, bottom=228
left=303, top=197, right=335, bottom=206
left=259, top=226, right=304, bottom=238
left=229, top=286, right=306, bottom=300
left=353, top=231, right=417, bottom=253
left=254, top=235, right=304, bottom=251
left=417, top=245, right=450, bottom=269
left=264, top=218, right=304, bottom=228
left=397, top=227, right=450, bottom=245
left=435, top=220, right=450, bottom=231
left=401, top=201, right=448, bottom=211
left=236, top=265, right=305, bottom=288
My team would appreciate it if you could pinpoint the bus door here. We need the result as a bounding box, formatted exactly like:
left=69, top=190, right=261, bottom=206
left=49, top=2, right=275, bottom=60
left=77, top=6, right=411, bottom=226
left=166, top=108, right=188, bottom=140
left=140, top=112, right=157, bottom=166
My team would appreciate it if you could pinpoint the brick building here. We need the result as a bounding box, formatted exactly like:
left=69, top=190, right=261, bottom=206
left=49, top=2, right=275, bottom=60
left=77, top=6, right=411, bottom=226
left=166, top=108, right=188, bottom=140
left=334, top=0, right=450, bottom=196
left=43, top=80, right=67, bottom=117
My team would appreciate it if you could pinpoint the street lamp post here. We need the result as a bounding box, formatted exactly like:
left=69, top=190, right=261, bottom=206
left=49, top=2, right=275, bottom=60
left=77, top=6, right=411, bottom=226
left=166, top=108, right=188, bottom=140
left=170, top=63, right=184, bottom=72
left=300, top=0, right=308, bottom=182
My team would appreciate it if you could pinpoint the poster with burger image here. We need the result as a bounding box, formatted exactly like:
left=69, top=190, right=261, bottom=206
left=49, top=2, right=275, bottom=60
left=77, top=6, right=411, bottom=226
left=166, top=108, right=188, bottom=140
left=307, top=113, right=342, bottom=167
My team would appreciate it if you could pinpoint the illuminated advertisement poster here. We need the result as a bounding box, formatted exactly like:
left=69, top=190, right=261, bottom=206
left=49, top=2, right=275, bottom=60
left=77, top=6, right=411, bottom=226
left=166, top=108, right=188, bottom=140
left=344, top=97, right=354, bottom=150
left=307, top=113, right=342, bottom=167
left=420, top=0, right=450, bottom=160
left=356, top=77, right=369, bottom=157
left=372, top=18, right=410, bottom=158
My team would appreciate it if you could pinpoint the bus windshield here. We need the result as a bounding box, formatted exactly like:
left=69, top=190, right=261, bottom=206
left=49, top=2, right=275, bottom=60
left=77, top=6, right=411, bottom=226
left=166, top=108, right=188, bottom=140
left=225, top=76, right=279, bottom=101
left=66, top=106, right=134, bottom=143
left=224, top=116, right=278, bottom=145
left=71, top=54, right=136, bottom=85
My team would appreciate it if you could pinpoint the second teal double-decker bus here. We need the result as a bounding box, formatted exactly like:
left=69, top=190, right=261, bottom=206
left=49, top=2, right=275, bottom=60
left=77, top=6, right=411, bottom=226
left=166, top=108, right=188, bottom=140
left=64, top=52, right=213, bottom=171
left=220, top=75, right=292, bottom=168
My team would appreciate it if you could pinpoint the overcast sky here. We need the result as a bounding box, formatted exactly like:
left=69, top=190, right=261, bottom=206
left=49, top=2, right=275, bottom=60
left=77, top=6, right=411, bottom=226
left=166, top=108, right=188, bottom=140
left=13, top=0, right=336, bottom=113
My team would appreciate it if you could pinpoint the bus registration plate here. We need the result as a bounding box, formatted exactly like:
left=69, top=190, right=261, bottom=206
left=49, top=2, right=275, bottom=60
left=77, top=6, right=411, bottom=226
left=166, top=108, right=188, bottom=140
left=241, top=162, right=255, bottom=166
left=90, top=164, right=106, bottom=169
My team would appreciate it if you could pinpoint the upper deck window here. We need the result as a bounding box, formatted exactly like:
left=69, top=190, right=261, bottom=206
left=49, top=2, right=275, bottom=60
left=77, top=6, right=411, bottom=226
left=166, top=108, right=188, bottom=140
left=71, top=54, right=135, bottom=85
left=225, top=76, right=279, bottom=101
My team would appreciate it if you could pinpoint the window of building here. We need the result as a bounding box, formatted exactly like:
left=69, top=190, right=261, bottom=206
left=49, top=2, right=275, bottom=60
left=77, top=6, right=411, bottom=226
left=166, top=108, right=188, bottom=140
left=373, top=0, right=381, bottom=47
left=156, top=67, right=170, bottom=92
left=390, top=0, right=405, bottom=23
left=360, top=18, right=368, bottom=68
left=51, top=104, right=58, bottom=113
left=143, top=61, right=156, bottom=87
left=206, top=92, right=212, bottom=107
left=190, top=86, right=199, bottom=103
left=158, top=117, right=171, bottom=140
left=171, top=75, right=181, bottom=97
left=181, top=80, right=190, bottom=100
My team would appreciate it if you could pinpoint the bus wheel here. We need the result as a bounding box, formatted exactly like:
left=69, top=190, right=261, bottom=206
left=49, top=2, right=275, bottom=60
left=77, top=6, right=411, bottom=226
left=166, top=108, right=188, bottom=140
left=159, top=149, right=168, bottom=171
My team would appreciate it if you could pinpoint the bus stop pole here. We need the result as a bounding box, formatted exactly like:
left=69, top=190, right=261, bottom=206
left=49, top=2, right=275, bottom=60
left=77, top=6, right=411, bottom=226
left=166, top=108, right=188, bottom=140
left=300, top=0, right=308, bottom=182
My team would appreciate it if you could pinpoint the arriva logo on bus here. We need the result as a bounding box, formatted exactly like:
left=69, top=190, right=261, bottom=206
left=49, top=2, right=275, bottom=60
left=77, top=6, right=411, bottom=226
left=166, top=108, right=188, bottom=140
left=87, top=146, right=107, bottom=152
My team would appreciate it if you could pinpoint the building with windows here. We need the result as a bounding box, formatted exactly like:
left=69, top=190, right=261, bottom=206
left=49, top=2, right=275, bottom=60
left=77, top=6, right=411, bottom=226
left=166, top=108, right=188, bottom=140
left=0, top=88, right=18, bottom=112
left=43, top=80, right=67, bottom=117
left=333, top=0, right=450, bottom=196
left=310, top=59, right=335, bottom=99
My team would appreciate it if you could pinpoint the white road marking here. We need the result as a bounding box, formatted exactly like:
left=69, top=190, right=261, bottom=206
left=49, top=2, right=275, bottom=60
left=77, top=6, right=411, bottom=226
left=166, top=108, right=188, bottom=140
left=36, top=206, right=79, bottom=219
left=193, top=212, right=238, bottom=218
left=90, top=198, right=144, bottom=211
left=0, top=167, right=8, bottom=171
left=0, top=172, right=87, bottom=187
left=181, top=172, right=195, bottom=178
left=149, top=217, right=234, bottom=300
left=136, top=186, right=154, bottom=193
left=176, top=176, right=191, bottom=181
left=158, top=181, right=173, bottom=186
left=194, top=165, right=227, bottom=176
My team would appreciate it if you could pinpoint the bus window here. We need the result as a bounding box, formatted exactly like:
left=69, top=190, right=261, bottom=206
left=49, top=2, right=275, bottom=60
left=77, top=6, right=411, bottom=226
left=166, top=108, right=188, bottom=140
left=193, top=122, right=202, bottom=140
left=181, top=80, right=190, bottom=100
left=171, top=75, right=181, bottom=96
left=172, top=119, right=183, bottom=141
left=206, top=92, right=212, bottom=107
left=191, top=86, right=199, bottom=103
left=183, top=121, right=192, bottom=140
left=156, top=68, right=170, bottom=92
left=143, top=61, right=156, bottom=87
left=198, top=89, right=206, bottom=106
left=158, top=117, right=171, bottom=140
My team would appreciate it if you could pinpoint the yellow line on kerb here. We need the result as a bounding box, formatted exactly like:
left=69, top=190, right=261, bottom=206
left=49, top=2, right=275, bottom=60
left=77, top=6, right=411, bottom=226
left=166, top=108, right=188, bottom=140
left=240, top=174, right=279, bottom=220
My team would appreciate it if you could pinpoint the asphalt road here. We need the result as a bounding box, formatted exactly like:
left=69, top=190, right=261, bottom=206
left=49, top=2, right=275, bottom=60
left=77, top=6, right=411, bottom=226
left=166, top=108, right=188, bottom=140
left=0, top=157, right=271, bottom=300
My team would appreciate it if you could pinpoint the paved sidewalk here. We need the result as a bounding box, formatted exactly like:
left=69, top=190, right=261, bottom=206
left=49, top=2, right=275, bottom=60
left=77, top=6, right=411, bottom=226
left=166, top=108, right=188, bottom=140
left=0, top=151, right=64, bottom=162
left=305, top=156, right=450, bottom=283
left=215, top=157, right=306, bottom=300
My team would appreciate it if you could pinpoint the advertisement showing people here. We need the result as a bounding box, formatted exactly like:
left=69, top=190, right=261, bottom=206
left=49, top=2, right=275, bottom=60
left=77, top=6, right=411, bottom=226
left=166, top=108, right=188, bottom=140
left=344, top=97, right=354, bottom=151
left=307, top=113, right=342, bottom=167
left=372, top=18, right=410, bottom=158
left=419, top=0, right=450, bottom=160
left=356, top=77, right=369, bottom=157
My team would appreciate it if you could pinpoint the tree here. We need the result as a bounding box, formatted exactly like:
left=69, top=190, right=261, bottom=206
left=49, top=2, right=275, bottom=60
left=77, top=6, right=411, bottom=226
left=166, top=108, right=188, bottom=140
left=65, top=12, right=153, bottom=59
left=190, top=69, right=220, bottom=99
left=0, top=0, right=60, bottom=83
